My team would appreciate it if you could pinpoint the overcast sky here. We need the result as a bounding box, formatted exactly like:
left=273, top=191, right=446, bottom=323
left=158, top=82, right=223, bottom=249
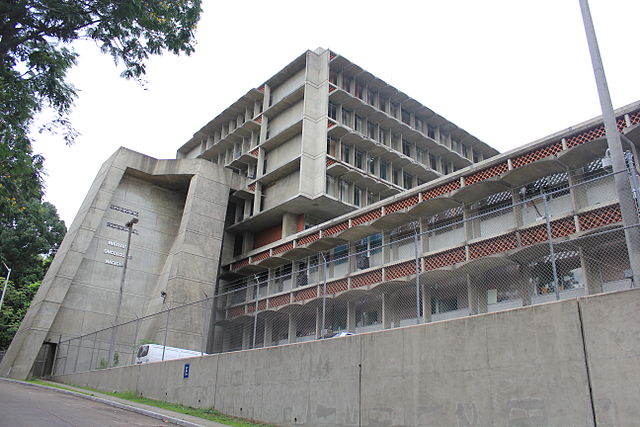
left=32, top=0, right=640, bottom=226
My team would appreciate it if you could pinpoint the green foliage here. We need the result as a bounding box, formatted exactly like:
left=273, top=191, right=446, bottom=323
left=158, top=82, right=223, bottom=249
left=0, top=280, right=40, bottom=349
left=1, top=0, right=203, bottom=146
left=113, top=352, right=120, bottom=366
left=98, top=358, right=108, bottom=370
left=0, top=0, right=201, bottom=350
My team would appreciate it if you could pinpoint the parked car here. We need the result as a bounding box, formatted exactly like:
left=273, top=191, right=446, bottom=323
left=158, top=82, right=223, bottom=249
left=135, top=344, right=205, bottom=364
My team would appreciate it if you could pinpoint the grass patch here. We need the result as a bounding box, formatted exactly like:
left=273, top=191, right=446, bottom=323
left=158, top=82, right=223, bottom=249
left=27, top=379, right=272, bottom=427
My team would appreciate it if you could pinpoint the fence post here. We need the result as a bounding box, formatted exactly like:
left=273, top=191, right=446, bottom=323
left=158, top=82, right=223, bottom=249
left=90, top=332, right=97, bottom=371
left=543, top=194, right=560, bottom=300
left=252, top=279, right=259, bottom=349
left=321, top=252, right=328, bottom=337
left=162, top=307, right=170, bottom=361
left=130, top=318, right=140, bottom=365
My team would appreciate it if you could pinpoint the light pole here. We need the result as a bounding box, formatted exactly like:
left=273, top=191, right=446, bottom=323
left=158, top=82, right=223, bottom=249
left=578, top=0, right=640, bottom=287
left=0, top=261, right=11, bottom=313
left=108, top=217, right=138, bottom=368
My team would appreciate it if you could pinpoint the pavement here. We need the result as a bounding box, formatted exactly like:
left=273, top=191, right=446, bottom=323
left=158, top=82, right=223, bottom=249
left=0, top=377, right=229, bottom=427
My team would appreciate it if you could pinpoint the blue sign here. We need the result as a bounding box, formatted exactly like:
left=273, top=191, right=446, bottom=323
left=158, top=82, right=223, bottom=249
left=183, top=363, right=190, bottom=379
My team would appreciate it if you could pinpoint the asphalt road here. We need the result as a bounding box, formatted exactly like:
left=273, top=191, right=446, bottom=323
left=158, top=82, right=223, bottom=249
left=0, top=381, right=177, bottom=426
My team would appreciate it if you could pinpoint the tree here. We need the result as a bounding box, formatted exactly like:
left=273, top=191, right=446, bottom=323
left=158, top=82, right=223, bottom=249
left=1, top=1, right=202, bottom=349
left=0, top=280, right=40, bottom=349
left=1, top=0, right=203, bottom=147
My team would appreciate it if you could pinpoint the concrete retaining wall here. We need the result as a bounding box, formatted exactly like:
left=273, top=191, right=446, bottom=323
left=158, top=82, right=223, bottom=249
left=54, top=288, right=640, bottom=426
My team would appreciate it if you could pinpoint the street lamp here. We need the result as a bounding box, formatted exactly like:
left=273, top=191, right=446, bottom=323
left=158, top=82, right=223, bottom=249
left=0, top=261, right=11, bottom=313
left=578, top=0, right=640, bottom=286
left=108, top=217, right=138, bottom=368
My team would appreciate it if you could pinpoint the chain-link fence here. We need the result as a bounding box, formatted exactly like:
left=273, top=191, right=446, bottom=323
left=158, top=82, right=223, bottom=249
left=53, top=158, right=640, bottom=376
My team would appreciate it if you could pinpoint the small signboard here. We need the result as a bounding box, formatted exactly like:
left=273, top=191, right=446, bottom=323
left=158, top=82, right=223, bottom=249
left=183, top=363, right=190, bottom=379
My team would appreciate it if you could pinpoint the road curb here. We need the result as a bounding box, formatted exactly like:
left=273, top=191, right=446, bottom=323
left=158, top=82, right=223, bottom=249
left=0, top=377, right=207, bottom=427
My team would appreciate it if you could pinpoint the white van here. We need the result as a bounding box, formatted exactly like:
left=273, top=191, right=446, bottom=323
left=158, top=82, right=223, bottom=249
left=135, top=344, right=204, bottom=364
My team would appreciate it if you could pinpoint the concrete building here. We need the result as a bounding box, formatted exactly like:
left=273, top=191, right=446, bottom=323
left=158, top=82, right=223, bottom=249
left=2, top=48, right=640, bottom=382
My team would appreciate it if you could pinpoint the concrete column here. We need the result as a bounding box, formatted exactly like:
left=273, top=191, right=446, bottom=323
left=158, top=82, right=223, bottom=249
left=567, top=166, right=587, bottom=212
left=263, top=317, right=273, bottom=347
left=242, top=322, right=251, bottom=350
left=467, top=275, right=487, bottom=315
left=287, top=314, right=297, bottom=344
left=282, top=212, right=298, bottom=238
left=222, top=328, right=231, bottom=352
left=381, top=293, right=395, bottom=329
left=382, top=231, right=392, bottom=264
left=242, top=232, right=254, bottom=255
left=346, top=301, right=356, bottom=333
left=579, top=246, right=603, bottom=295
left=518, top=264, right=534, bottom=306
left=463, top=204, right=479, bottom=241
left=422, top=284, right=432, bottom=323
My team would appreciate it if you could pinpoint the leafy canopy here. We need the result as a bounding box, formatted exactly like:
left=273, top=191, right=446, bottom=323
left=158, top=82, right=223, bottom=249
left=0, top=0, right=202, bottom=349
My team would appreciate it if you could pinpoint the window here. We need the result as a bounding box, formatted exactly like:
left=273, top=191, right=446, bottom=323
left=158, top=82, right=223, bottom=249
left=354, top=186, right=362, bottom=206
left=328, top=102, right=337, bottom=120
left=355, top=115, right=364, bottom=133
left=443, top=163, right=450, bottom=175
left=333, top=244, right=349, bottom=265
left=367, top=122, right=376, bottom=139
left=367, top=155, right=376, bottom=174
left=402, top=139, right=412, bottom=157
left=367, top=191, right=378, bottom=205
left=326, top=175, right=336, bottom=197
left=380, top=162, right=388, bottom=180
left=390, top=102, right=398, bottom=118
left=401, top=108, right=411, bottom=125
left=342, top=77, right=352, bottom=92
left=327, top=137, right=337, bottom=156
left=342, top=108, right=352, bottom=127
left=262, top=153, right=268, bottom=174
left=415, top=118, right=423, bottom=132
left=339, top=180, right=349, bottom=202
left=379, top=96, right=387, bottom=112
left=367, top=90, right=375, bottom=105
left=427, top=125, right=435, bottom=139
left=329, top=71, right=338, bottom=85
left=355, top=150, right=364, bottom=169
left=462, top=145, right=469, bottom=159
left=342, top=144, right=351, bottom=163
left=355, top=84, right=364, bottom=99
left=393, top=169, right=400, bottom=185
left=378, top=128, right=386, bottom=144
left=403, top=172, right=413, bottom=189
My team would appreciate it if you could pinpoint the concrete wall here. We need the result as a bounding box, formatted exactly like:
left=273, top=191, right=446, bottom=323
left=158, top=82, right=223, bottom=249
left=268, top=100, right=303, bottom=137
left=271, top=67, right=305, bottom=105
left=265, top=134, right=301, bottom=174
left=0, top=148, right=235, bottom=380
left=263, top=171, right=300, bottom=211
left=53, top=288, right=640, bottom=426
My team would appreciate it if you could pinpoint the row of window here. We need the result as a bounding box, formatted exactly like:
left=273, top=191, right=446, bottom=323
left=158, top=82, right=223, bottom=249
left=327, top=73, right=481, bottom=162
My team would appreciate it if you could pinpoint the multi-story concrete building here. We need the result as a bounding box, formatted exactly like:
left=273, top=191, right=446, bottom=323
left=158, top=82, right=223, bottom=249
left=2, top=48, right=640, bottom=381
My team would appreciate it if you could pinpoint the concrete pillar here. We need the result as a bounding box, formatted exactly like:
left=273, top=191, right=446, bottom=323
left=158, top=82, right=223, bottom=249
left=579, top=246, right=603, bottom=295
left=382, top=231, right=392, bottom=264
left=263, top=317, right=273, bottom=347
left=242, top=322, right=251, bottom=350
left=567, top=166, right=588, bottom=212
left=382, top=294, right=392, bottom=329
left=422, top=284, right=432, bottom=323
left=463, top=204, right=479, bottom=241
left=346, top=301, right=356, bottom=333
left=518, top=264, right=534, bottom=306
left=467, top=275, right=487, bottom=315
left=222, top=328, right=231, bottom=352
left=287, top=314, right=297, bottom=344
left=242, top=232, right=254, bottom=255
left=282, top=212, right=298, bottom=238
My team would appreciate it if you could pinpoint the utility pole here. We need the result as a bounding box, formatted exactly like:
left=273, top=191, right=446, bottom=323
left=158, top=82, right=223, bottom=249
left=108, top=217, right=138, bottom=368
left=579, top=0, right=640, bottom=286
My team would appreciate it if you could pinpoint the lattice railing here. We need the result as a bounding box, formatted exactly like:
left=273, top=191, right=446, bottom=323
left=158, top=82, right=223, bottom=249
left=423, top=247, right=466, bottom=270
left=385, top=194, right=419, bottom=214
left=351, top=269, right=383, bottom=288
left=511, top=142, right=563, bottom=169
left=326, top=279, right=348, bottom=294
left=464, top=162, right=509, bottom=185
left=578, top=204, right=622, bottom=231
left=469, top=233, right=517, bottom=259
left=352, top=209, right=382, bottom=226
left=324, top=221, right=349, bottom=236
left=294, top=287, right=318, bottom=302
left=385, top=260, right=416, bottom=280
left=422, top=180, right=461, bottom=200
